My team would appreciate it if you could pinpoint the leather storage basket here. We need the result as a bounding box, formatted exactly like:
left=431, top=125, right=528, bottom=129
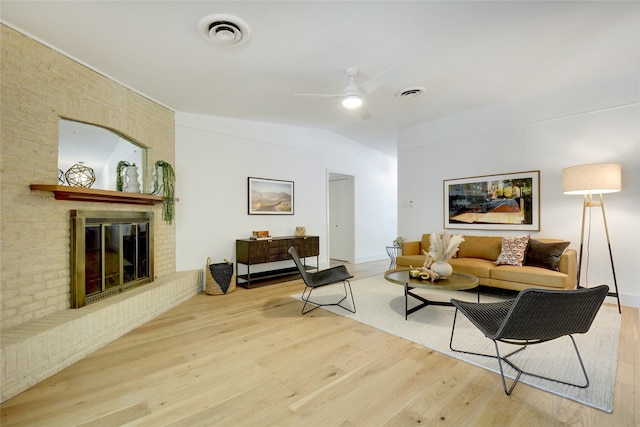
left=205, top=257, right=236, bottom=295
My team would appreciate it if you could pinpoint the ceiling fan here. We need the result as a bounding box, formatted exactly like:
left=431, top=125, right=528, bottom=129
left=295, top=66, right=396, bottom=120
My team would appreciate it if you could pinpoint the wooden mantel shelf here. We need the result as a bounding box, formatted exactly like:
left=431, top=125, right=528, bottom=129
left=30, top=185, right=165, bottom=205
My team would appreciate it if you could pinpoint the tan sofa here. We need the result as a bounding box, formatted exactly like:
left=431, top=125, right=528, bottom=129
left=396, top=234, right=577, bottom=291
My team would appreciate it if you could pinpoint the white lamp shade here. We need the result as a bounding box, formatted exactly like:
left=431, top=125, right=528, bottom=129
left=562, top=163, right=621, bottom=195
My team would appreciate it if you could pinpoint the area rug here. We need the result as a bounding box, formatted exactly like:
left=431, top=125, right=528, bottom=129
left=291, top=275, right=620, bottom=412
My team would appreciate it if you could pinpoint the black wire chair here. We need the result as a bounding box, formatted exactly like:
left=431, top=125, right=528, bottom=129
left=288, top=246, right=355, bottom=315
left=449, top=285, right=609, bottom=395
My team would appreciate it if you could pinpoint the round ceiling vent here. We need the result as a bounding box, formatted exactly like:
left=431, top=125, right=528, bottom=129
left=198, top=14, right=251, bottom=45
left=396, top=87, right=425, bottom=99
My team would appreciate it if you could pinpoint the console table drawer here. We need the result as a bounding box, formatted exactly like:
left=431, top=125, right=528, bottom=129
left=236, top=240, right=269, bottom=264
left=269, top=239, right=293, bottom=262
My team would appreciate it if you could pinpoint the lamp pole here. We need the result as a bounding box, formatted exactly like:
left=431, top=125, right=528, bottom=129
left=577, top=193, right=621, bottom=313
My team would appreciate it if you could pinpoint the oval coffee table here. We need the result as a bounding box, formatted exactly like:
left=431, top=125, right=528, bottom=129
left=384, top=269, right=479, bottom=319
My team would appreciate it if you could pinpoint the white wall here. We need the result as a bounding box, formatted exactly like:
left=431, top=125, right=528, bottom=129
left=398, top=69, right=640, bottom=308
left=174, top=113, right=397, bottom=274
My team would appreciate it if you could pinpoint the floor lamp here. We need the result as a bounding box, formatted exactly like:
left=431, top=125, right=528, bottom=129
left=562, top=163, right=622, bottom=313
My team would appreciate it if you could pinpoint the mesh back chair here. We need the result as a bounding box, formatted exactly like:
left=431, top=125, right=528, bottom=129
left=449, top=285, right=609, bottom=395
left=288, top=246, right=355, bottom=315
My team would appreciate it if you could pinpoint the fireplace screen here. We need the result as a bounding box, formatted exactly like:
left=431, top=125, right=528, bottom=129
left=71, top=211, right=154, bottom=308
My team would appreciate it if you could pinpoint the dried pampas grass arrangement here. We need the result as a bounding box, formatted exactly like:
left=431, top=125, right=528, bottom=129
left=428, top=231, right=464, bottom=262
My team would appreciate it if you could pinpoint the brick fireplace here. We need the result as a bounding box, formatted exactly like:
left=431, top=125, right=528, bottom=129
left=0, top=24, right=202, bottom=403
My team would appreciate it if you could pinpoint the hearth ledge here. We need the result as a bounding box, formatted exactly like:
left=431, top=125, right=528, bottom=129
left=0, top=269, right=203, bottom=403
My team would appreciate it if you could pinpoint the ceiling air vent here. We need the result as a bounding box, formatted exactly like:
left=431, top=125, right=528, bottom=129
left=396, top=87, right=425, bottom=99
left=198, top=14, right=251, bottom=45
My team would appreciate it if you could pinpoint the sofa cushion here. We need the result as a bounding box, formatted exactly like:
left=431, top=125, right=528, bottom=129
left=495, top=235, right=530, bottom=267
left=421, top=234, right=431, bottom=253
left=457, top=236, right=502, bottom=261
left=525, top=239, right=570, bottom=271
left=449, top=258, right=494, bottom=280
left=395, top=254, right=427, bottom=268
left=401, top=241, right=421, bottom=256
left=491, top=265, right=569, bottom=289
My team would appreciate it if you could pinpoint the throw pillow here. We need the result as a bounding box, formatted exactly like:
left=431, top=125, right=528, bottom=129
left=525, top=239, right=570, bottom=271
left=495, top=235, right=530, bottom=267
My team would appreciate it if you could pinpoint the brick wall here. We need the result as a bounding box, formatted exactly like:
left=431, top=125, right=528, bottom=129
left=1, top=24, right=176, bottom=329
left=1, top=25, right=202, bottom=402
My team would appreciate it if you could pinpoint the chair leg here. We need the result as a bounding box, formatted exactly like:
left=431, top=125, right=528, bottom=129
left=451, top=314, right=524, bottom=395
left=301, top=280, right=356, bottom=315
left=450, top=312, right=590, bottom=395
left=498, top=335, right=590, bottom=392
left=301, top=286, right=322, bottom=315
left=449, top=308, right=461, bottom=351
left=343, top=280, right=356, bottom=313
left=494, top=340, right=522, bottom=395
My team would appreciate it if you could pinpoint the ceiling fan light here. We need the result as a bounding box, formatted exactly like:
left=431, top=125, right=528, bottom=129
left=342, top=94, right=363, bottom=109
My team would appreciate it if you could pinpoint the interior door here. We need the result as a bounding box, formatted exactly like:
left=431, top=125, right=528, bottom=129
left=329, top=173, right=354, bottom=262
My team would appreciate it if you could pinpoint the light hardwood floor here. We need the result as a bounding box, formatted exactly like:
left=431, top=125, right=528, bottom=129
left=1, top=259, right=638, bottom=426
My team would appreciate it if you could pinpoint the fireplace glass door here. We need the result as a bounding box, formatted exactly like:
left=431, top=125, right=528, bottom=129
left=72, top=211, right=154, bottom=308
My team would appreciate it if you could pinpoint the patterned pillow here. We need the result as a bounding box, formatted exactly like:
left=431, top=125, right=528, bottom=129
left=495, top=235, right=530, bottom=267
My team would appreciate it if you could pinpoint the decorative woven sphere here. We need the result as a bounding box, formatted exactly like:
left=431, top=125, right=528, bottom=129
left=65, top=163, right=96, bottom=188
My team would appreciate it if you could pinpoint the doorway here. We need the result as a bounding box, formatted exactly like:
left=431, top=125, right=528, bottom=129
left=328, top=172, right=355, bottom=263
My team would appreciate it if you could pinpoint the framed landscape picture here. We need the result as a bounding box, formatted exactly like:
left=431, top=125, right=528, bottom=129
left=248, top=177, right=294, bottom=215
left=444, top=170, right=540, bottom=230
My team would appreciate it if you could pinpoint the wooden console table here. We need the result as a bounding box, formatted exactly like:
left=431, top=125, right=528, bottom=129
left=235, top=235, right=319, bottom=288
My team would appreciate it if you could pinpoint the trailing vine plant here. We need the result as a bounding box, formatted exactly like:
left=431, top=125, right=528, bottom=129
left=116, top=160, right=134, bottom=191
left=153, top=160, right=176, bottom=224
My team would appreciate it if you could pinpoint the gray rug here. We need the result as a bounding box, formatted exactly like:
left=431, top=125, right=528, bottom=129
left=292, top=275, right=620, bottom=412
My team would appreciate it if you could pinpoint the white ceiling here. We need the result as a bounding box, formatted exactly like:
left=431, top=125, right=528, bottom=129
left=2, top=1, right=639, bottom=157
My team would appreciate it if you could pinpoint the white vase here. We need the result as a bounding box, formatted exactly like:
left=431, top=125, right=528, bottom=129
left=431, top=261, right=453, bottom=278
left=123, top=165, right=141, bottom=193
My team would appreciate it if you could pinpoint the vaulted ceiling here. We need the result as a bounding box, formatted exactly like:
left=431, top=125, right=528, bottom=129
left=2, top=1, right=639, bottom=157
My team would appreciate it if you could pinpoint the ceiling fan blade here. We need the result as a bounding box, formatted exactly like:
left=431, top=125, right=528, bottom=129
left=294, top=93, right=342, bottom=98
left=359, top=66, right=397, bottom=94
left=358, top=104, right=372, bottom=120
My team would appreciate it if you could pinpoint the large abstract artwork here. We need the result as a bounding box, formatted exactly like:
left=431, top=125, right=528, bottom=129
left=444, top=171, right=540, bottom=230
